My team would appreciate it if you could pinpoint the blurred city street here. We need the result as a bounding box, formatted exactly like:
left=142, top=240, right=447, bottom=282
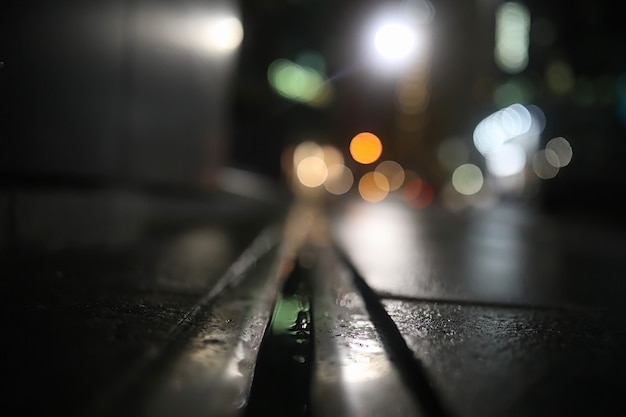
left=2, top=0, right=626, bottom=416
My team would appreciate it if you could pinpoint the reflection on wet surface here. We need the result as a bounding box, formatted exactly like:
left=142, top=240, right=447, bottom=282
left=133, top=244, right=284, bottom=417
left=333, top=197, right=626, bottom=310
left=6, top=193, right=626, bottom=417
left=311, top=246, right=424, bottom=417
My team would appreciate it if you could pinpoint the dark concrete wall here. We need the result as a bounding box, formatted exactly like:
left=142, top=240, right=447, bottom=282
left=0, top=0, right=242, bottom=251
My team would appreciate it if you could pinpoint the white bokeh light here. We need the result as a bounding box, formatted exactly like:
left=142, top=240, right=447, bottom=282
left=473, top=104, right=533, bottom=156
left=196, top=15, right=244, bottom=53
left=374, top=23, right=417, bottom=61
left=545, top=136, right=573, bottom=167
left=485, top=143, right=527, bottom=177
left=452, top=164, right=484, bottom=195
left=297, top=156, right=328, bottom=188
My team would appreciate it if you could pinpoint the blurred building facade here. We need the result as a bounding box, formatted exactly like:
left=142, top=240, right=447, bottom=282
left=0, top=0, right=245, bottom=250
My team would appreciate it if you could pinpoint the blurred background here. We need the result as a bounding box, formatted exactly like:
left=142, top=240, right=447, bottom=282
left=2, top=2, right=626, bottom=416
left=2, top=0, right=626, bottom=250
left=230, top=0, right=626, bottom=222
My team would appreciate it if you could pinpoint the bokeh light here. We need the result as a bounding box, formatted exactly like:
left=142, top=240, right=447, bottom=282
left=485, top=143, right=527, bottom=177
left=267, top=58, right=330, bottom=106
left=527, top=104, right=546, bottom=132
left=322, top=145, right=344, bottom=168
left=359, top=172, right=389, bottom=202
left=473, top=103, right=533, bottom=156
left=374, top=23, right=417, bottom=61
left=291, top=141, right=325, bottom=193
left=403, top=173, right=434, bottom=209
left=295, top=50, right=327, bottom=77
left=294, top=141, right=323, bottom=165
left=471, top=103, right=547, bottom=198
left=324, top=164, right=354, bottom=195
left=297, top=156, right=328, bottom=188
left=375, top=160, right=405, bottom=191
left=452, top=164, right=484, bottom=195
left=322, top=144, right=353, bottom=195
left=495, top=1, right=530, bottom=74
left=184, top=14, right=244, bottom=54
left=532, top=150, right=559, bottom=179
left=543, top=148, right=561, bottom=170
left=205, top=16, right=244, bottom=52
left=364, top=4, right=431, bottom=73
left=545, top=137, right=573, bottom=168
left=350, top=132, right=383, bottom=164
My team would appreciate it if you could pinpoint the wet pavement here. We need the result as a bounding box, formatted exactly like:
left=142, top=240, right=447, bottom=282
left=2, top=192, right=626, bottom=417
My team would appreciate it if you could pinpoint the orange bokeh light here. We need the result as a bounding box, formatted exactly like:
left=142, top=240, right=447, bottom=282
left=349, top=132, right=383, bottom=164
left=359, top=172, right=389, bottom=202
